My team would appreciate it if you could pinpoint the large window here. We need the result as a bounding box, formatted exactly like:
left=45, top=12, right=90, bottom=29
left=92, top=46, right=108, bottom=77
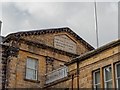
left=93, top=70, right=101, bottom=89
left=25, top=57, right=38, bottom=80
left=104, top=66, right=112, bottom=88
left=93, top=63, right=120, bottom=89
left=116, top=63, right=120, bottom=89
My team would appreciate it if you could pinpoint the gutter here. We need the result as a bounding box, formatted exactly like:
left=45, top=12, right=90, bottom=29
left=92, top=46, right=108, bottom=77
left=66, top=39, right=120, bottom=65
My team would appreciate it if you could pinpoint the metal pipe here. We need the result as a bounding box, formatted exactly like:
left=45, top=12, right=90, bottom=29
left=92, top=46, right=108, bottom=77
left=0, top=20, right=2, bottom=35
left=94, top=1, right=99, bottom=48
left=77, top=61, right=79, bottom=90
left=71, top=75, right=74, bottom=90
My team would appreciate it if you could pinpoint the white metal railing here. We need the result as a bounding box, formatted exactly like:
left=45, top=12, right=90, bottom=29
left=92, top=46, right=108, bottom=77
left=45, top=66, right=68, bottom=84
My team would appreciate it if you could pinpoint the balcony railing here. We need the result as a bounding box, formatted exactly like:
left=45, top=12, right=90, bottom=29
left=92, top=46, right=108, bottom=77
left=45, top=66, right=68, bottom=84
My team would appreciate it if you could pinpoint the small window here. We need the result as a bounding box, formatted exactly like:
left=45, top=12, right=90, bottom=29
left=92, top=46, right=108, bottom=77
left=104, top=66, right=112, bottom=88
left=93, top=70, right=101, bottom=89
left=25, top=57, right=38, bottom=80
left=115, top=62, right=120, bottom=89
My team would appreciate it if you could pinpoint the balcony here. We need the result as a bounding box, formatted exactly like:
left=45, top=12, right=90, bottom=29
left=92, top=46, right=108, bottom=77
left=45, top=66, right=68, bottom=84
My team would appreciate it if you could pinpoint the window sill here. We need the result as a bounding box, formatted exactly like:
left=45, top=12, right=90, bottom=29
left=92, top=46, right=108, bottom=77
left=24, top=78, right=40, bottom=83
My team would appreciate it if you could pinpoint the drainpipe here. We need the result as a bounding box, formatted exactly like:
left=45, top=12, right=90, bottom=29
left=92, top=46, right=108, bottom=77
left=71, top=75, right=74, bottom=90
left=77, top=61, right=79, bottom=90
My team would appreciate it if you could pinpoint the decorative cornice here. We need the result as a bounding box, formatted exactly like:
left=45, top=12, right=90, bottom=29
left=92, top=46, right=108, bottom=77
left=4, top=27, right=94, bottom=50
left=20, top=38, right=79, bottom=57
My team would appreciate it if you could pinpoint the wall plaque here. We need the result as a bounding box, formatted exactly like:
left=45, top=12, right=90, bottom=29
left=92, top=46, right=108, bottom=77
left=54, top=35, right=76, bottom=54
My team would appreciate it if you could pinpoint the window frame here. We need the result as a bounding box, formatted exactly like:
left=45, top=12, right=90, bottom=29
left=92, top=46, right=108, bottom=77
left=103, top=65, right=113, bottom=88
left=93, top=70, right=101, bottom=89
left=25, top=57, right=38, bottom=81
left=115, top=62, right=120, bottom=89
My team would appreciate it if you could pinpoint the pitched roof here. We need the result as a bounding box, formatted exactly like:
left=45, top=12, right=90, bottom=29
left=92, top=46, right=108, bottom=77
left=66, top=39, right=120, bottom=65
left=4, top=27, right=94, bottom=50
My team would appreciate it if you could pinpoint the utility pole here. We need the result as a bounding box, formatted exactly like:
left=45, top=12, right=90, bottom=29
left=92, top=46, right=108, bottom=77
left=0, top=21, right=2, bottom=43
left=0, top=20, right=2, bottom=35
left=94, top=1, right=99, bottom=48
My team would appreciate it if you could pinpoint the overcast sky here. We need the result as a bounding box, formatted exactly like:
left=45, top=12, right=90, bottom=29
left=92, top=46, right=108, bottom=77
left=0, top=2, right=118, bottom=48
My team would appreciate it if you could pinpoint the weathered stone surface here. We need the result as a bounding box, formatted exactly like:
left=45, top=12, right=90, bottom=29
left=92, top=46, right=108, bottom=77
left=2, top=28, right=119, bottom=89
left=45, top=41, right=120, bottom=88
left=4, top=30, right=92, bottom=88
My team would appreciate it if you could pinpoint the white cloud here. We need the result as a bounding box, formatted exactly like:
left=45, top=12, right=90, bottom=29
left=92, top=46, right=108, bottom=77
left=1, top=2, right=118, bottom=48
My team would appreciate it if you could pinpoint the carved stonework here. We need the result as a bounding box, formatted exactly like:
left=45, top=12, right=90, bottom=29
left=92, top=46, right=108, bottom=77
left=54, top=35, right=76, bottom=54
left=46, top=57, right=54, bottom=73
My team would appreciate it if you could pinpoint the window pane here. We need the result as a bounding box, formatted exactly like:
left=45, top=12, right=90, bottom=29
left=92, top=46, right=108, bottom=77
left=105, top=67, right=112, bottom=81
left=116, top=63, right=120, bottom=89
left=117, top=64, right=120, bottom=77
left=26, top=69, right=37, bottom=80
left=96, top=84, right=100, bottom=88
left=118, top=78, right=120, bottom=89
left=104, top=66, right=113, bottom=88
left=93, top=70, right=101, bottom=89
left=95, top=71, right=100, bottom=84
left=26, top=69, right=34, bottom=79
left=27, top=58, right=37, bottom=69
left=94, top=84, right=100, bottom=90
left=106, top=81, right=112, bottom=88
left=34, top=70, right=37, bottom=80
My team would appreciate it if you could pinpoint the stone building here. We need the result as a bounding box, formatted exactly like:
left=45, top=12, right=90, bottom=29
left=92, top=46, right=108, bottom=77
left=1, top=27, right=120, bottom=89
left=45, top=39, right=120, bottom=89
left=0, top=36, right=4, bottom=89
left=1, top=27, right=94, bottom=89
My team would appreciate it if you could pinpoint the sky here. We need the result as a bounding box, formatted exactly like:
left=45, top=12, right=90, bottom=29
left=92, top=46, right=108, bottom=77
left=0, top=1, right=118, bottom=48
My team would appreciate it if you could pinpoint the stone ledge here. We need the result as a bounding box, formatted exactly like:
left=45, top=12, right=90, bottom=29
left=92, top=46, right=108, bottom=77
left=24, top=78, right=40, bottom=83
